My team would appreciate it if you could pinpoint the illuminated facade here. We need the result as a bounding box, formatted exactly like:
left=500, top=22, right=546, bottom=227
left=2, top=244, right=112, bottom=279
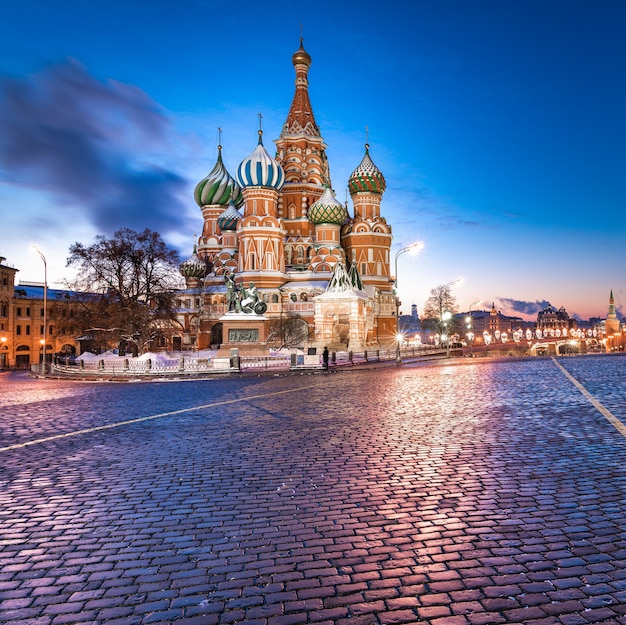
left=177, top=40, right=396, bottom=352
left=536, top=304, right=573, bottom=332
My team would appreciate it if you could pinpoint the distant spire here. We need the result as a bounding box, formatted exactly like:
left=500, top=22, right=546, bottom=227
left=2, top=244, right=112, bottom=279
left=608, top=289, right=617, bottom=319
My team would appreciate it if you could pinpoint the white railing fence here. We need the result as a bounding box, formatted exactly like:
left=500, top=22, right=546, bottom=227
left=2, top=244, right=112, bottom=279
left=50, top=346, right=444, bottom=377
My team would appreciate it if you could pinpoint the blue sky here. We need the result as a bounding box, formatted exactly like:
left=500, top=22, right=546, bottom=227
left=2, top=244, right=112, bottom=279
left=1, top=0, right=624, bottom=321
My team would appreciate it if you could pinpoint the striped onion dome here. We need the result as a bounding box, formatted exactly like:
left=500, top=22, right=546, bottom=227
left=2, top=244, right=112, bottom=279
left=179, top=245, right=209, bottom=279
left=348, top=144, right=386, bottom=195
left=217, top=201, right=242, bottom=231
left=308, top=187, right=348, bottom=225
left=236, top=130, right=285, bottom=190
left=194, top=145, right=243, bottom=208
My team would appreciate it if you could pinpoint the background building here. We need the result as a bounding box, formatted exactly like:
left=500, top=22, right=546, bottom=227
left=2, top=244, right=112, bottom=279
left=0, top=256, right=79, bottom=369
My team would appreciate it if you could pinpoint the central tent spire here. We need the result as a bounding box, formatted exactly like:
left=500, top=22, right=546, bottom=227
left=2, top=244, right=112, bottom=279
left=281, top=38, right=319, bottom=138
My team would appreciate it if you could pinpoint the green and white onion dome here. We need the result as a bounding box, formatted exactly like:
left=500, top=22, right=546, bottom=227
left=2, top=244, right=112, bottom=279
left=308, top=187, right=348, bottom=225
left=194, top=145, right=243, bottom=208
left=217, top=201, right=242, bottom=231
left=236, top=131, right=285, bottom=190
left=179, top=245, right=209, bottom=279
left=348, top=144, right=386, bottom=194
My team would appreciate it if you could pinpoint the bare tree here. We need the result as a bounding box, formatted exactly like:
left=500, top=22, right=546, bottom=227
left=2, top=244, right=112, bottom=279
left=422, top=284, right=460, bottom=336
left=56, top=228, right=183, bottom=353
left=266, top=315, right=309, bottom=349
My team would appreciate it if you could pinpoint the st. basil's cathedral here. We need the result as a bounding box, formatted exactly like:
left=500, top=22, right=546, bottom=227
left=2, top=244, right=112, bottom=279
left=177, top=39, right=396, bottom=354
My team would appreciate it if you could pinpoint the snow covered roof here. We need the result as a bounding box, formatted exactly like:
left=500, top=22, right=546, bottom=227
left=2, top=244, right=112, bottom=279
left=14, top=285, right=80, bottom=301
left=281, top=280, right=328, bottom=290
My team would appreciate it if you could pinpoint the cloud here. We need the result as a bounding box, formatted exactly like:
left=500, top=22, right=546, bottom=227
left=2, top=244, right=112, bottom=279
left=0, top=59, right=189, bottom=236
left=495, top=297, right=552, bottom=318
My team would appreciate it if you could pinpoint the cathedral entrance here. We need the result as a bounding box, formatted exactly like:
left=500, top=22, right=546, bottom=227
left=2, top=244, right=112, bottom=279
left=333, top=314, right=350, bottom=345
left=211, top=323, right=223, bottom=348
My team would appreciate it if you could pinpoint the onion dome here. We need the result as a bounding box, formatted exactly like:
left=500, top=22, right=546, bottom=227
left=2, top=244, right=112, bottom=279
left=292, top=37, right=312, bottom=68
left=194, top=145, right=243, bottom=208
left=217, top=201, right=242, bottom=231
left=236, top=130, right=285, bottom=190
left=348, top=144, right=386, bottom=195
left=308, top=187, right=348, bottom=225
left=179, top=244, right=209, bottom=279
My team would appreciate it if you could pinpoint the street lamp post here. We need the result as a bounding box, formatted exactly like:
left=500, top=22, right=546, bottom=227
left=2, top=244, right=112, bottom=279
left=32, top=246, right=47, bottom=376
left=465, top=299, right=482, bottom=357
left=393, top=242, right=424, bottom=364
left=438, top=278, right=463, bottom=358
left=441, top=311, right=452, bottom=357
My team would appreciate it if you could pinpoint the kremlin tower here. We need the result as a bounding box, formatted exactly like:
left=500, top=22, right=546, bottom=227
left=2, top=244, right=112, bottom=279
left=605, top=289, right=621, bottom=351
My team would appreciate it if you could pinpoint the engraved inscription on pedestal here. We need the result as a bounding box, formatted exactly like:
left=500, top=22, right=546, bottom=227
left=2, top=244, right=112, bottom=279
left=228, top=328, right=259, bottom=343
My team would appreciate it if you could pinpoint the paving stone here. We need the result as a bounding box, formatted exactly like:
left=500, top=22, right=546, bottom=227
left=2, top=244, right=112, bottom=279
left=3, top=358, right=626, bottom=624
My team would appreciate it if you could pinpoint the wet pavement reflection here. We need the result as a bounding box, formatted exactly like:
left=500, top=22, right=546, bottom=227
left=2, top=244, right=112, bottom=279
left=1, top=355, right=626, bottom=624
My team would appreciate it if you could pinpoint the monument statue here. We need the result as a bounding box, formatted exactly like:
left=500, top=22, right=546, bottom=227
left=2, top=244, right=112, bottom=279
left=224, top=270, right=241, bottom=312
left=223, top=274, right=267, bottom=315
left=240, top=281, right=267, bottom=314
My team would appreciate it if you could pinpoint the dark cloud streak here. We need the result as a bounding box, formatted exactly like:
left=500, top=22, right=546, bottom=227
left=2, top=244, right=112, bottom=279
left=0, top=59, right=188, bottom=236
left=495, top=297, right=552, bottom=318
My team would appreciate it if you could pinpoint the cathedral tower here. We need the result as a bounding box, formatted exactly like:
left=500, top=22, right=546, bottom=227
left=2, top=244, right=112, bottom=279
left=275, top=39, right=332, bottom=271
left=342, top=144, right=393, bottom=291
left=235, top=128, right=286, bottom=288
left=194, top=142, right=243, bottom=273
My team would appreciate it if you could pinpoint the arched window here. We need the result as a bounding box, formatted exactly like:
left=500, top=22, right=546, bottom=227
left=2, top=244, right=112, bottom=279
left=300, top=293, right=308, bottom=301
left=0, top=300, right=7, bottom=317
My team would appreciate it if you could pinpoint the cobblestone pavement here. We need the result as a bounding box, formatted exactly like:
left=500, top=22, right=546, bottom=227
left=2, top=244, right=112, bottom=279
left=2, top=354, right=626, bottom=625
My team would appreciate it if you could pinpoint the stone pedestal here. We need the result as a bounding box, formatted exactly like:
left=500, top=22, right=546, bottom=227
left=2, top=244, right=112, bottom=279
left=217, top=313, right=270, bottom=357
